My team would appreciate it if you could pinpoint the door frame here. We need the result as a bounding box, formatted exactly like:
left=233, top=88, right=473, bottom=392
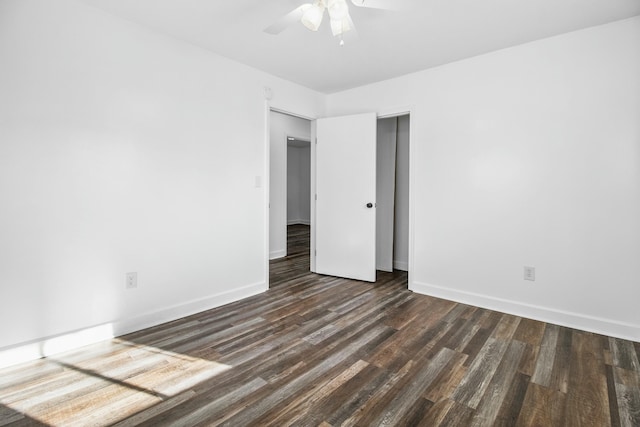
left=266, top=106, right=314, bottom=287
left=376, top=107, right=414, bottom=286
left=265, top=104, right=415, bottom=288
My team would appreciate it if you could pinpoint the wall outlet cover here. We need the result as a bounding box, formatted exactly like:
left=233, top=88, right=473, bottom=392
left=524, top=266, right=535, bottom=281
left=126, top=272, right=138, bottom=289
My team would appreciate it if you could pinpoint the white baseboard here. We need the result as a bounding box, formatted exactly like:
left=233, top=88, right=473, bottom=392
left=0, top=282, right=266, bottom=369
left=270, top=249, right=286, bottom=259
left=410, top=281, right=640, bottom=342
left=112, top=282, right=266, bottom=338
left=393, top=260, right=408, bottom=271
left=287, top=219, right=310, bottom=225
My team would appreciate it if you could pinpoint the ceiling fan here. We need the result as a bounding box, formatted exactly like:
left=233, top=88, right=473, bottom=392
left=264, top=0, right=406, bottom=45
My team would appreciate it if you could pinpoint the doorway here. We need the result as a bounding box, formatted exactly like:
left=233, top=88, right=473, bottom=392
left=286, top=138, right=311, bottom=229
left=268, top=110, right=312, bottom=262
left=267, top=108, right=412, bottom=287
left=286, top=137, right=311, bottom=263
left=310, top=111, right=412, bottom=283
left=376, top=114, right=410, bottom=273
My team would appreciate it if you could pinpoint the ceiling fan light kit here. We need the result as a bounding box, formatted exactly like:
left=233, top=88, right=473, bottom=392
left=301, top=2, right=325, bottom=31
left=328, top=0, right=349, bottom=20
left=301, top=0, right=351, bottom=40
left=330, top=16, right=351, bottom=36
left=265, top=0, right=404, bottom=44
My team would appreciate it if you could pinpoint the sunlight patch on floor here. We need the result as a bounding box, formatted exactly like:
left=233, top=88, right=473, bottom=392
left=0, top=337, right=232, bottom=426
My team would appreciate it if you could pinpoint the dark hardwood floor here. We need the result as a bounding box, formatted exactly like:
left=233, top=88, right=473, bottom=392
left=1, top=224, right=639, bottom=426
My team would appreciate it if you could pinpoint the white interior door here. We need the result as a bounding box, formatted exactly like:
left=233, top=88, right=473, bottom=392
left=315, top=112, right=377, bottom=282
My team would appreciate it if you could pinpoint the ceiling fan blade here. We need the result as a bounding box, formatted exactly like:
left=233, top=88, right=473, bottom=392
left=350, top=0, right=411, bottom=11
left=264, top=4, right=311, bottom=35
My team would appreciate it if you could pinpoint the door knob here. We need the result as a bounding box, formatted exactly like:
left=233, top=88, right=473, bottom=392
left=366, top=203, right=373, bottom=208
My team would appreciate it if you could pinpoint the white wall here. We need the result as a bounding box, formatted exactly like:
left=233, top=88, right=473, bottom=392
left=269, top=111, right=311, bottom=259
left=0, top=0, right=323, bottom=363
left=327, top=17, right=640, bottom=341
left=287, top=144, right=311, bottom=225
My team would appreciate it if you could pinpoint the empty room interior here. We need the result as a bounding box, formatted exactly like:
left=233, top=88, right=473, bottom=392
left=0, top=0, right=639, bottom=426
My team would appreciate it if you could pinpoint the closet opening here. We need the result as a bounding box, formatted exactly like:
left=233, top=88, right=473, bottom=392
left=376, top=114, right=410, bottom=274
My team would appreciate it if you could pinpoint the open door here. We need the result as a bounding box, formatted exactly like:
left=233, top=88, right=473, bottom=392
left=315, top=112, right=377, bottom=282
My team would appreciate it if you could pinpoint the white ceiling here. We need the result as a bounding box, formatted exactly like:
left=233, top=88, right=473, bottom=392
left=78, top=0, right=640, bottom=94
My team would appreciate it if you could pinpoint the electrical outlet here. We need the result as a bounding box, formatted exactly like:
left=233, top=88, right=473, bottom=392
left=524, top=266, right=535, bottom=281
left=126, top=272, right=137, bottom=289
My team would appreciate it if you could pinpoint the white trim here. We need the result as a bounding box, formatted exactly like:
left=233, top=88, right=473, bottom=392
left=378, top=109, right=411, bottom=119
left=270, top=107, right=315, bottom=121
left=0, top=282, right=266, bottom=369
left=264, top=101, right=271, bottom=290
left=281, top=131, right=288, bottom=260
left=407, top=109, right=415, bottom=291
left=288, top=219, right=310, bottom=225
left=410, top=281, right=640, bottom=342
left=310, top=120, right=317, bottom=273
left=114, top=282, right=266, bottom=337
left=270, top=249, right=286, bottom=259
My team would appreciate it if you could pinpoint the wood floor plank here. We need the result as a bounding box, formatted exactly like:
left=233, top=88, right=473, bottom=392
left=396, top=397, right=434, bottom=426
left=564, top=331, right=611, bottom=427
left=438, top=400, right=476, bottom=426
left=322, top=364, right=396, bottom=426
left=167, top=377, right=267, bottom=426
left=548, top=327, right=573, bottom=393
left=261, top=359, right=371, bottom=426
left=518, top=342, right=540, bottom=376
left=443, top=318, right=481, bottom=352
left=470, top=340, right=526, bottom=426
left=612, top=366, right=640, bottom=427
left=516, top=382, right=567, bottom=427
left=610, top=338, right=640, bottom=372
left=491, top=313, right=522, bottom=341
left=369, top=347, right=458, bottom=426
left=531, top=323, right=560, bottom=387
left=0, top=224, right=638, bottom=426
left=422, top=351, right=468, bottom=403
left=513, top=318, right=546, bottom=347
left=110, top=390, right=197, bottom=427
left=0, top=405, right=24, bottom=426
left=339, top=359, right=416, bottom=427
left=218, top=324, right=393, bottom=426
left=605, top=364, right=623, bottom=427
left=451, top=337, right=509, bottom=409
left=494, top=372, right=531, bottom=427
left=461, top=326, right=493, bottom=367
left=416, top=398, right=455, bottom=427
